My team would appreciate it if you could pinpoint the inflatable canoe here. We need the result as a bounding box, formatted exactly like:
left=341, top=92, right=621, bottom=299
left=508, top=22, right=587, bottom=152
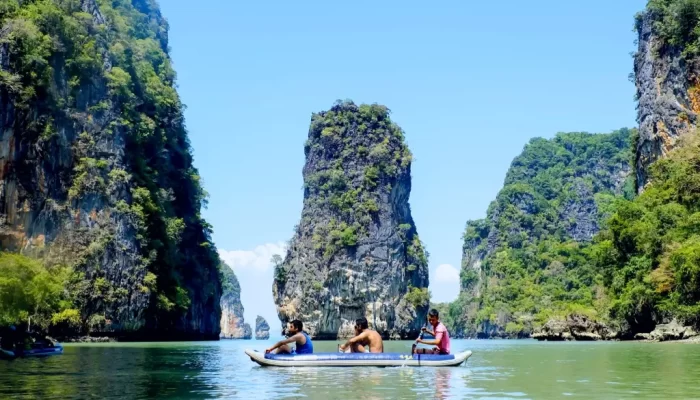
left=0, top=343, right=63, bottom=360
left=245, top=349, right=472, bottom=367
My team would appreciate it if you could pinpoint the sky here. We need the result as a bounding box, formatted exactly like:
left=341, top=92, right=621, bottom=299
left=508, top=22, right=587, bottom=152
left=158, top=0, right=646, bottom=332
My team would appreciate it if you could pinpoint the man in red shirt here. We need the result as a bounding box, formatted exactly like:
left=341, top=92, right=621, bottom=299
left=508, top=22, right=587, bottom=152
left=414, top=309, right=451, bottom=355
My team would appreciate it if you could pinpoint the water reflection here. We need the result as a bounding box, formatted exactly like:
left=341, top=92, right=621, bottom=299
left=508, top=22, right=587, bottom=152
left=2, top=340, right=700, bottom=399
left=0, top=343, right=228, bottom=400
left=261, top=363, right=428, bottom=399
left=136, top=343, right=225, bottom=399
left=240, top=342, right=471, bottom=400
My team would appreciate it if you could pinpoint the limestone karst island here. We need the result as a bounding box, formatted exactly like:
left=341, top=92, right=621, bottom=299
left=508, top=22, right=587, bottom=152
left=1, top=0, right=700, bottom=399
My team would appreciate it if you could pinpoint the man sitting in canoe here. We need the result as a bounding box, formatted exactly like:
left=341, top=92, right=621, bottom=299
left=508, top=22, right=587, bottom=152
left=338, top=317, right=384, bottom=353
left=414, top=309, right=450, bottom=354
left=265, top=319, right=313, bottom=354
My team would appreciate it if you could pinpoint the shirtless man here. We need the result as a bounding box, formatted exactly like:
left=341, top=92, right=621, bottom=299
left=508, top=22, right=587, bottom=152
left=339, top=317, right=384, bottom=353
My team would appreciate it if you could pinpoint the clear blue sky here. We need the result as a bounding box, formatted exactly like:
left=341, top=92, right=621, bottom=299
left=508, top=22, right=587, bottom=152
left=159, top=0, right=646, bottom=332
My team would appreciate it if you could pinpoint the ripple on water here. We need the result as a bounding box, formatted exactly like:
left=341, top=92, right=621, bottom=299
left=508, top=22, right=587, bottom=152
left=2, top=340, right=700, bottom=399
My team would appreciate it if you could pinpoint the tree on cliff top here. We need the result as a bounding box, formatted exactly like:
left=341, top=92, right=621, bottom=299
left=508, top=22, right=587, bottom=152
left=643, top=0, right=700, bottom=56
left=301, top=99, right=420, bottom=260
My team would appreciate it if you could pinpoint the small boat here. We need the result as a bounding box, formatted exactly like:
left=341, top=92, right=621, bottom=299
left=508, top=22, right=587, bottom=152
left=0, top=343, right=64, bottom=360
left=245, top=349, right=472, bottom=367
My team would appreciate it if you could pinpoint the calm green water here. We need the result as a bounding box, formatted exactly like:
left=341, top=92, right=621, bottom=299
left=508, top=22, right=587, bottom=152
left=1, top=339, right=700, bottom=399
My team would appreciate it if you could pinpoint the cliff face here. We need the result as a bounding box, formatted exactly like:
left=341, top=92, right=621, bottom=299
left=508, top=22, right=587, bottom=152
left=633, top=5, right=700, bottom=190
left=255, top=315, right=270, bottom=340
left=273, top=100, right=430, bottom=340
left=448, top=1, right=700, bottom=340
left=455, top=130, right=633, bottom=338
left=0, top=0, right=221, bottom=339
left=219, top=263, right=251, bottom=339
left=594, top=0, right=700, bottom=337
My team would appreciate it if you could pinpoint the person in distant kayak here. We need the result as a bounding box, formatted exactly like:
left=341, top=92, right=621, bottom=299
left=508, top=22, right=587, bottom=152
left=0, top=325, right=18, bottom=351
left=265, top=319, right=313, bottom=354
left=414, top=309, right=450, bottom=354
left=339, top=317, right=384, bottom=353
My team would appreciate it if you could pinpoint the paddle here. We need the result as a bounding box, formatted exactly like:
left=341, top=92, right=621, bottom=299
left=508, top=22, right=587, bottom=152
left=411, top=326, right=426, bottom=355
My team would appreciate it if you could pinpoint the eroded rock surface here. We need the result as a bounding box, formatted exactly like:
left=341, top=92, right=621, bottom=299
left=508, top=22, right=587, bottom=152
left=273, top=101, right=429, bottom=339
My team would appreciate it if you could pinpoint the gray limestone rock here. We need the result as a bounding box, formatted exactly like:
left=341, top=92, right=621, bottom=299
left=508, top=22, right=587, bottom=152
left=533, top=315, right=618, bottom=341
left=255, top=316, right=270, bottom=340
left=220, top=265, right=251, bottom=340
left=633, top=11, right=700, bottom=190
left=273, top=100, right=429, bottom=340
left=649, top=320, right=698, bottom=342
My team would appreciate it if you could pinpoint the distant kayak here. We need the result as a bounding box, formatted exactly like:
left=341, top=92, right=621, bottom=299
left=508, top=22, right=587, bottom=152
left=0, top=343, right=63, bottom=360
left=245, top=349, right=472, bottom=367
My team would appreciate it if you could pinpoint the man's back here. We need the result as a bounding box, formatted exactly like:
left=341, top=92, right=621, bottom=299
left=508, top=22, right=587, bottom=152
left=365, top=329, right=383, bottom=353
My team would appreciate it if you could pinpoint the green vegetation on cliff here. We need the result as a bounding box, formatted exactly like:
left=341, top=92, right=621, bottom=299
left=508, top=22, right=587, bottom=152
left=593, top=133, right=700, bottom=333
left=451, top=129, right=634, bottom=337
left=303, top=100, right=419, bottom=259
left=452, top=124, right=700, bottom=337
left=274, top=100, right=430, bottom=339
left=219, top=261, right=241, bottom=305
left=0, top=253, right=73, bottom=330
left=219, top=261, right=252, bottom=339
left=445, top=0, right=700, bottom=339
left=0, top=0, right=220, bottom=337
left=641, top=0, right=700, bottom=56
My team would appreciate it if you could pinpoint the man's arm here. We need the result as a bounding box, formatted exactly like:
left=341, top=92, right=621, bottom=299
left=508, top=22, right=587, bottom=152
left=417, top=330, right=442, bottom=346
left=266, top=333, right=301, bottom=353
left=339, top=331, right=367, bottom=351
left=421, top=327, right=436, bottom=337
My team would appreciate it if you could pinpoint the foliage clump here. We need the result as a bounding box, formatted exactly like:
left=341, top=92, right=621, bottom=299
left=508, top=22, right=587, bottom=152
left=593, top=132, right=700, bottom=331
left=0, top=253, right=73, bottom=331
left=644, top=0, right=700, bottom=57
left=405, top=286, right=430, bottom=308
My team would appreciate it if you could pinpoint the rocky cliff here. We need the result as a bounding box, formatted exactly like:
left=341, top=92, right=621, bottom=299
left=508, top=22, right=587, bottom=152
left=219, top=263, right=251, bottom=339
left=255, top=315, right=270, bottom=340
left=453, top=130, right=633, bottom=338
left=446, top=1, right=700, bottom=340
left=0, top=0, right=221, bottom=339
left=599, top=0, right=700, bottom=337
left=633, top=2, right=700, bottom=190
left=273, top=100, right=430, bottom=340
